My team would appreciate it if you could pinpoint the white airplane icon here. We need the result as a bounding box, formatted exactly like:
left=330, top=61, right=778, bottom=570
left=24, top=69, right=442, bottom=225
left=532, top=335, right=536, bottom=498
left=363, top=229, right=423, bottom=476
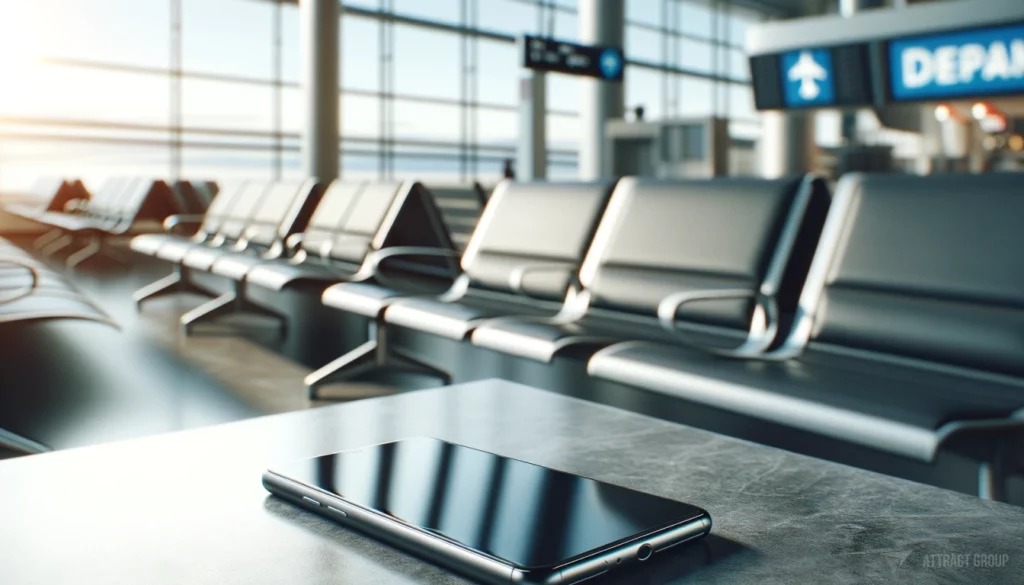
left=788, top=51, right=828, bottom=100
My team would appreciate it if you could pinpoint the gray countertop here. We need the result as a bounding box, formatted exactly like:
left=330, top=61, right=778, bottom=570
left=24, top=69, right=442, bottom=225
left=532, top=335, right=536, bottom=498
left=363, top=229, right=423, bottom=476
left=0, top=379, right=1020, bottom=584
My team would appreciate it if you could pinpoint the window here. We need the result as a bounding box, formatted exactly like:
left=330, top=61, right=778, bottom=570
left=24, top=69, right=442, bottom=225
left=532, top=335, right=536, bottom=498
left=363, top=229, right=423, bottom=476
left=729, top=84, right=756, bottom=121
left=478, top=0, right=537, bottom=36
left=679, top=39, right=713, bottom=74
left=182, top=79, right=274, bottom=131
left=626, top=25, right=661, bottom=64
left=477, top=40, right=519, bottom=107
left=393, top=0, right=460, bottom=25
left=393, top=100, right=461, bottom=142
left=281, top=3, right=302, bottom=84
left=677, top=75, right=713, bottom=117
left=182, top=0, right=273, bottom=79
left=394, top=24, right=461, bottom=101
left=626, top=0, right=661, bottom=27
left=341, top=94, right=380, bottom=138
left=548, top=113, right=580, bottom=152
left=342, top=15, right=381, bottom=92
left=547, top=74, right=581, bottom=115
left=626, top=65, right=662, bottom=120
left=679, top=0, right=713, bottom=40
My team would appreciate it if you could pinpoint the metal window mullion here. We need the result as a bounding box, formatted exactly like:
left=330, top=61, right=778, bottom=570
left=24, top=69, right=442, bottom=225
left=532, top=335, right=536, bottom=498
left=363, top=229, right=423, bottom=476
left=170, top=0, right=183, bottom=180
left=273, top=0, right=283, bottom=179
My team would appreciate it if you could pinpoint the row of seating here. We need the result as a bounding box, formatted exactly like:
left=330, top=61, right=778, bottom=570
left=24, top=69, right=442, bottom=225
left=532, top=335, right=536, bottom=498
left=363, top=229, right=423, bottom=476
left=133, top=172, right=1023, bottom=499
left=3, top=177, right=215, bottom=268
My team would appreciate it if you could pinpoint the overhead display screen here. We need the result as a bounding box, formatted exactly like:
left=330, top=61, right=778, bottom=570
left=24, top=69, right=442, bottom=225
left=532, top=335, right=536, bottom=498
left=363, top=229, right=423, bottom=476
left=889, top=23, right=1024, bottom=101
left=521, top=34, right=625, bottom=81
left=781, top=48, right=836, bottom=107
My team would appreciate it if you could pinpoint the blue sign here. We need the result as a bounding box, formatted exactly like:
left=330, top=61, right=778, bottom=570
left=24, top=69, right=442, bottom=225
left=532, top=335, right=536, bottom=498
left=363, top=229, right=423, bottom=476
left=599, top=48, right=624, bottom=80
left=889, top=23, right=1024, bottom=101
left=781, top=49, right=835, bottom=107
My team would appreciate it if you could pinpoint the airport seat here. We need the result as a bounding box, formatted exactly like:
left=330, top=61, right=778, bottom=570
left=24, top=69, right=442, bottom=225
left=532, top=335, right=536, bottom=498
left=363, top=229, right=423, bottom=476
left=424, top=181, right=487, bottom=251
left=242, top=180, right=456, bottom=295
left=175, top=179, right=322, bottom=333
left=131, top=181, right=270, bottom=308
left=26, top=178, right=177, bottom=267
left=298, top=180, right=617, bottom=396
left=0, top=238, right=115, bottom=327
left=173, top=180, right=218, bottom=214
left=586, top=173, right=1024, bottom=499
left=468, top=175, right=830, bottom=363
left=3, top=177, right=90, bottom=221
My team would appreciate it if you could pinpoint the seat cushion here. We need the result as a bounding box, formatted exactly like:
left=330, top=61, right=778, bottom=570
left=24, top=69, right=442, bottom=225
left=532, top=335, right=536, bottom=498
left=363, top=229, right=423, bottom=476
left=182, top=246, right=234, bottom=272
left=246, top=260, right=356, bottom=292
left=320, top=274, right=456, bottom=319
left=0, top=295, right=114, bottom=326
left=470, top=307, right=740, bottom=363
left=384, top=292, right=563, bottom=340
left=155, top=240, right=204, bottom=263
left=210, top=254, right=267, bottom=282
left=321, top=282, right=410, bottom=318
left=130, top=233, right=179, bottom=257
left=588, top=342, right=1024, bottom=462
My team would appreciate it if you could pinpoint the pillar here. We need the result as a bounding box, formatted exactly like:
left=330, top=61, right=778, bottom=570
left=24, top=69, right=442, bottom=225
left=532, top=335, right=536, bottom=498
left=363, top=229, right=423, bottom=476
left=760, top=111, right=815, bottom=178
left=517, top=70, right=547, bottom=180
left=578, top=0, right=624, bottom=180
left=301, top=0, right=340, bottom=182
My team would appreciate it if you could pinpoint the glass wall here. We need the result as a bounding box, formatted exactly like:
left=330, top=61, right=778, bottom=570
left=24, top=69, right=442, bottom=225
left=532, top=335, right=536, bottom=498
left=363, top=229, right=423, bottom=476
left=0, top=0, right=767, bottom=191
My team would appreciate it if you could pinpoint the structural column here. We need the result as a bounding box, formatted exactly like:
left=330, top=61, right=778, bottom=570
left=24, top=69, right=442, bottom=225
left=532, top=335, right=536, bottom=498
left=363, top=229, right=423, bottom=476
left=301, top=0, right=340, bottom=182
left=760, top=111, right=815, bottom=178
left=517, top=70, right=547, bottom=180
left=578, top=0, right=624, bottom=180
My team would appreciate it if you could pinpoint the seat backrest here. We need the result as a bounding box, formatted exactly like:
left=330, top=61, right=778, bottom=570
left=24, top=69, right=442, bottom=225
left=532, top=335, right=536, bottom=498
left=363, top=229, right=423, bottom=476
left=792, top=173, right=1024, bottom=378
left=198, top=181, right=245, bottom=235
left=214, top=181, right=272, bottom=241
left=579, top=176, right=828, bottom=332
left=325, top=181, right=408, bottom=263
left=116, top=179, right=176, bottom=223
left=425, top=182, right=487, bottom=251
left=459, top=180, right=616, bottom=301
left=244, top=179, right=319, bottom=247
left=174, top=180, right=218, bottom=213
left=85, top=178, right=130, bottom=216
left=300, top=181, right=366, bottom=258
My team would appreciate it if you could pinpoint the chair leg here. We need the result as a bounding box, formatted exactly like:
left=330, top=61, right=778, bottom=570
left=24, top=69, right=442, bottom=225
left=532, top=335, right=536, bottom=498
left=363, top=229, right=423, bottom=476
left=41, top=234, right=75, bottom=257
left=180, top=291, right=238, bottom=335
left=978, top=460, right=1008, bottom=502
left=0, top=427, right=51, bottom=456
left=134, top=266, right=210, bottom=309
left=179, top=281, right=286, bottom=336
left=392, top=347, right=452, bottom=384
left=304, top=340, right=379, bottom=399
left=304, top=321, right=451, bottom=400
left=66, top=237, right=102, bottom=269
left=33, top=228, right=64, bottom=251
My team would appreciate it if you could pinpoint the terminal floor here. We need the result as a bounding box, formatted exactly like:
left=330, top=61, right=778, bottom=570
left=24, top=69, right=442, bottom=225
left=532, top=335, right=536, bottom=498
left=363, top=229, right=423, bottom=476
left=2, top=238, right=1022, bottom=505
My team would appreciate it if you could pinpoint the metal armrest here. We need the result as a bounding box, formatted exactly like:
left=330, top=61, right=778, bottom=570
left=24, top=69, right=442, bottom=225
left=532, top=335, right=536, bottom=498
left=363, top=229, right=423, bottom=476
left=62, top=198, right=90, bottom=214
left=0, top=258, right=40, bottom=305
left=507, top=263, right=580, bottom=300
left=162, top=214, right=205, bottom=234
left=656, top=288, right=778, bottom=359
left=351, top=246, right=462, bottom=283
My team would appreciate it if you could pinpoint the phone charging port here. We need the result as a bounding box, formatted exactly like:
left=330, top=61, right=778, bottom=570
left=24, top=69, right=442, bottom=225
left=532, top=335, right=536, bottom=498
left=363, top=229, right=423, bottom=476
left=637, top=544, right=653, bottom=561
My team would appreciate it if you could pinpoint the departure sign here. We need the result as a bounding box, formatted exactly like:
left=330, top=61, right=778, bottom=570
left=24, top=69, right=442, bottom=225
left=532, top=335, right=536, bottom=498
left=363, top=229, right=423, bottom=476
left=889, top=23, right=1024, bottom=101
left=521, top=35, right=625, bottom=81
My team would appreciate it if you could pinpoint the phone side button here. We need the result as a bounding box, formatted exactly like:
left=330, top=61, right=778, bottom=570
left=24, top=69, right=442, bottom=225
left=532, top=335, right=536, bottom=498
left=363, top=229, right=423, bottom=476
left=326, top=506, right=348, bottom=518
left=302, top=496, right=322, bottom=507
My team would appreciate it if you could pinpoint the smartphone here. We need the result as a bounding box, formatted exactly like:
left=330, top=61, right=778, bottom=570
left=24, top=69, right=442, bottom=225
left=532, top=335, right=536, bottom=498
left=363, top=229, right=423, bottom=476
left=263, top=437, right=711, bottom=585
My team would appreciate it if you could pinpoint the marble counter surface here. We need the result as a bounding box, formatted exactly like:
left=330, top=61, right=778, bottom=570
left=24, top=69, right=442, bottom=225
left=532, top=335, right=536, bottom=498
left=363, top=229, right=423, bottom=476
left=0, top=379, right=1020, bottom=584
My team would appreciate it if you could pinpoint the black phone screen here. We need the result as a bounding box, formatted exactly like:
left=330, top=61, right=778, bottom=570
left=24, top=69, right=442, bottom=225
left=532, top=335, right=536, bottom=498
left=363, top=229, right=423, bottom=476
left=270, top=437, right=706, bottom=570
